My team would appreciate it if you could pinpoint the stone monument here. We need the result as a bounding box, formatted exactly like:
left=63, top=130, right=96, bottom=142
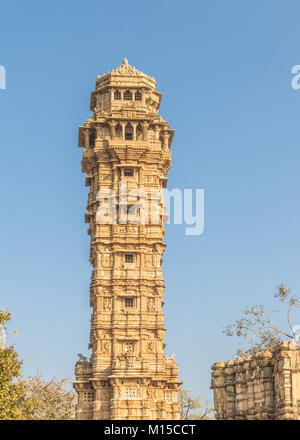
left=73, top=59, right=182, bottom=420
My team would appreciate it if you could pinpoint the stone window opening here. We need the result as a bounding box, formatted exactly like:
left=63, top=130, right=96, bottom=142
left=125, top=297, right=134, bottom=307
left=125, top=253, right=134, bottom=263
left=114, top=90, right=121, bottom=100
left=125, top=123, right=133, bottom=140
left=118, top=203, right=137, bottom=223
left=125, top=342, right=134, bottom=353
left=82, top=391, right=95, bottom=403
left=135, top=91, right=142, bottom=101
left=124, top=168, right=133, bottom=177
left=124, top=90, right=132, bottom=101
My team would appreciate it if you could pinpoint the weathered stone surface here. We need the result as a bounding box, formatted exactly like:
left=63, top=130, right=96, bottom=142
left=211, top=342, right=300, bottom=420
left=73, top=59, right=182, bottom=420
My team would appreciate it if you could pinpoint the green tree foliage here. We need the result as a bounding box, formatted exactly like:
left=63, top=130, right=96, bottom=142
left=18, top=374, right=76, bottom=420
left=223, top=284, right=300, bottom=357
left=0, top=311, right=26, bottom=419
left=0, top=310, right=76, bottom=420
left=179, top=388, right=213, bottom=420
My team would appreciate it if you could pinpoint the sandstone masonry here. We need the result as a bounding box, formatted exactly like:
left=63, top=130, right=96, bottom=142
left=73, top=59, right=182, bottom=420
left=211, top=342, right=300, bottom=419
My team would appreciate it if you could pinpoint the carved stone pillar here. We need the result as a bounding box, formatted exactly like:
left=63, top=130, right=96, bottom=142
left=96, top=125, right=102, bottom=140
left=109, top=121, right=116, bottom=139
left=142, top=121, right=148, bottom=141
left=154, top=125, right=160, bottom=140
left=163, top=131, right=170, bottom=150
left=121, top=122, right=126, bottom=140
left=132, top=122, right=138, bottom=140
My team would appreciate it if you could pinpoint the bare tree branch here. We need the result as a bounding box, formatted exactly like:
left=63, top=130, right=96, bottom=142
left=223, top=284, right=299, bottom=357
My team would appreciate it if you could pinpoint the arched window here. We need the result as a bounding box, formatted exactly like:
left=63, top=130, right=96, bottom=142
left=114, top=90, right=121, bottom=100
left=124, top=90, right=132, bottom=100
left=125, top=123, right=133, bottom=140
left=115, top=123, right=122, bottom=139
left=135, top=91, right=142, bottom=101
left=136, top=124, right=143, bottom=140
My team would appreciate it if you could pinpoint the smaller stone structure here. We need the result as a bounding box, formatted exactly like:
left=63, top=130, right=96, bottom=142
left=211, top=342, right=300, bottom=419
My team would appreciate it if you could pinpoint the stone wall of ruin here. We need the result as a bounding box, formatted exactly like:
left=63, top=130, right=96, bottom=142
left=211, top=342, right=300, bottom=419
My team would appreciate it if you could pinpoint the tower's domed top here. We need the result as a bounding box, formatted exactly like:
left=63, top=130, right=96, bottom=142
left=97, top=58, right=155, bottom=83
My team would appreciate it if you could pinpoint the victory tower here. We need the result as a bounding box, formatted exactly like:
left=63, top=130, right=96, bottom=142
left=74, top=59, right=182, bottom=420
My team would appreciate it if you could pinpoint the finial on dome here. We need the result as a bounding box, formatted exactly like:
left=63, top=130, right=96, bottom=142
left=123, top=58, right=128, bottom=65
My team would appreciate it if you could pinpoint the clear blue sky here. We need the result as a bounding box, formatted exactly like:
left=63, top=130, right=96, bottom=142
left=1, top=1, right=300, bottom=403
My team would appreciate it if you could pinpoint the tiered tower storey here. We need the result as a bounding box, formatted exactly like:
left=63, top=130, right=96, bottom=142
left=74, top=59, right=182, bottom=420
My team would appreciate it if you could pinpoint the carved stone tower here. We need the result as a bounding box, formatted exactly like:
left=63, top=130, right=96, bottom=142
left=74, top=59, right=182, bottom=420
